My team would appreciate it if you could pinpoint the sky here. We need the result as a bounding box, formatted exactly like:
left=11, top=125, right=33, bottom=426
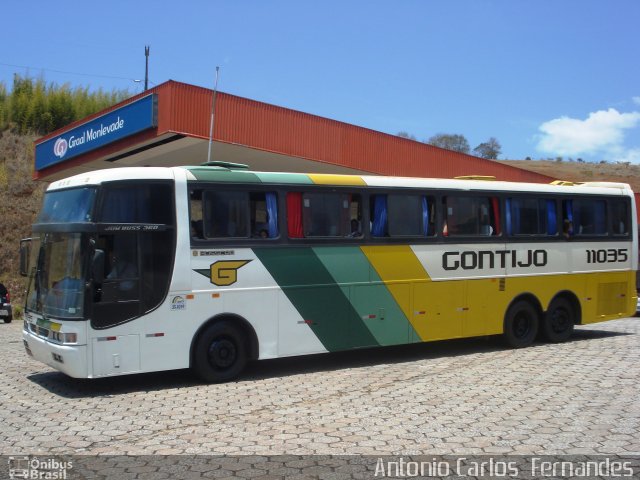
left=1, top=0, right=639, bottom=163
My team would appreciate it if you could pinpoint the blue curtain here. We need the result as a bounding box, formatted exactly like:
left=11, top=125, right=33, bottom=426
left=513, top=200, right=521, bottom=234
left=564, top=200, right=573, bottom=235
left=547, top=200, right=557, bottom=235
left=422, top=197, right=429, bottom=236
left=505, top=199, right=512, bottom=235
left=265, top=192, right=279, bottom=238
left=102, top=188, right=138, bottom=223
left=371, top=195, right=388, bottom=237
left=594, top=200, right=606, bottom=234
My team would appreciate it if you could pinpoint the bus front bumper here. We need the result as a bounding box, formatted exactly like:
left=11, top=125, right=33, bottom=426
left=23, top=329, right=88, bottom=378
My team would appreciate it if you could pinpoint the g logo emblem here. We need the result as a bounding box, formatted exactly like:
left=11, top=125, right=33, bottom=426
left=209, top=260, right=251, bottom=286
left=53, top=137, right=68, bottom=158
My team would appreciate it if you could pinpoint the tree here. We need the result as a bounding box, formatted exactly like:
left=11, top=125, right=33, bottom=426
left=473, top=137, right=502, bottom=159
left=426, top=133, right=470, bottom=154
left=397, top=131, right=417, bottom=141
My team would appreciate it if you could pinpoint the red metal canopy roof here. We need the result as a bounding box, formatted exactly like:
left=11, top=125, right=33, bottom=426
left=36, top=80, right=554, bottom=184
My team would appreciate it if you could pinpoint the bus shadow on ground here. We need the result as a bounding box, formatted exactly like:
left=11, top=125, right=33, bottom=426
left=26, top=327, right=632, bottom=399
left=243, top=327, right=631, bottom=380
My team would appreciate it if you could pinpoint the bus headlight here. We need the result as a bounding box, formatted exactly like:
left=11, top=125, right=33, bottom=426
left=64, top=333, right=78, bottom=344
left=51, top=331, right=78, bottom=344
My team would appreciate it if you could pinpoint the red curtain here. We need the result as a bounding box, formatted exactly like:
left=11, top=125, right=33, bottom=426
left=287, top=192, right=303, bottom=238
left=491, top=197, right=501, bottom=235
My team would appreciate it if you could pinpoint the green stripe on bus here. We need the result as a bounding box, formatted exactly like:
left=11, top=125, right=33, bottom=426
left=312, top=247, right=418, bottom=346
left=185, top=168, right=261, bottom=183
left=253, top=247, right=378, bottom=352
left=254, top=172, right=314, bottom=184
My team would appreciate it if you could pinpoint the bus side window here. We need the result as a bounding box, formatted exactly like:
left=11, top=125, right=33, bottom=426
left=370, top=194, right=388, bottom=237
left=203, top=191, right=250, bottom=238
left=287, top=192, right=360, bottom=238
left=195, top=190, right=279, bottom=240
left=612, top=200, right=629, bottom=235
left=572, top=198, right=607, bottom=236
left=287, top=192, right=304, bottom=238
left=250, top=192, right=279, bottom=238
left=489, top=197, right=500, bottom=235
left=444, top=196, right=496, bottom=236
left=189, top=189, right=204, bottom=239
left=386, top=195, right=435, bottom=237
left=302, top=192, right=353, bottom=237
left=347, top=194, right=363, bottom=238
left=508, top=198, right=550, bottom=236
left=562, top=199, right=574, bottom=238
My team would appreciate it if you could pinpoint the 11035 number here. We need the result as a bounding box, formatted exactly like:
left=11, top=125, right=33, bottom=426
left=586, top=248, right=628, bottom=264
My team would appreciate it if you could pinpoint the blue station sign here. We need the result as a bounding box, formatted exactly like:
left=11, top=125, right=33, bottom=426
left=35, top=94, right=157, bottom=171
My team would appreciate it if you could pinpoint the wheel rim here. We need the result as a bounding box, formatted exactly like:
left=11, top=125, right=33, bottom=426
left=208, top=338, right=237, bottom=369
left=550, top=307, right=570, bottom=334
left=513, top=312, right=532, bottom=338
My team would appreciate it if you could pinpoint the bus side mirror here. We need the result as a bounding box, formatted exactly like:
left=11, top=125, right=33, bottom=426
left=92, top=249, right=105, bottom=284
left=19, top=238, right=31, bottom=277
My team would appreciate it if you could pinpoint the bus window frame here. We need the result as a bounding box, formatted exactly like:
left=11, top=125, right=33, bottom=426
left=186, top=184, right=634, bottom=247
left=503, top=193, right=631, bottom=243
left=440, top=191, right=503, bottom=242
left=188, top=184, right=284, bottom=246
left=609, top=197, right=632, bottom=237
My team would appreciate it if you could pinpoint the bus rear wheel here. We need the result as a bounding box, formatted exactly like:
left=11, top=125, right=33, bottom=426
left=541, top=298, right=575, bottom=343
left=503, top=300, right=539, bottom=348
left=193, top=322, right=247, bottom=383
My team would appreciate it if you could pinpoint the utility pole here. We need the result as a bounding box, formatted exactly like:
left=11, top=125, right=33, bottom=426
left=207, top=66, right=220, bottom=164
left=144, top=45, right=150, bottom=91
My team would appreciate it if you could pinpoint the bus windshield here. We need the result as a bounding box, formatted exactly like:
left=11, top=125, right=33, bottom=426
left=26, top=233, right=87, bottom=319
left=37, top=187, right=96, bottom=223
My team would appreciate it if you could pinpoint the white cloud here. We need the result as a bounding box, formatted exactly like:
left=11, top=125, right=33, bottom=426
left=633, top=96, right=640, bottom=106
left=536, top=108, right=640, bottom=160
left=616, top=148, right=640, bottom=164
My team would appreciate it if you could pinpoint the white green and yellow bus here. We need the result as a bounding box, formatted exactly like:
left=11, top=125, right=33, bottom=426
left=22, top=163, right=637, bottom=382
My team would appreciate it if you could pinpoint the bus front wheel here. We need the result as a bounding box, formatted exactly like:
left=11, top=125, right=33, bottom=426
left=541, top=298, right=575, bottom=343
left=193, top=322, right=247, bottom=383
left=503, top=300, right=539, bottom=348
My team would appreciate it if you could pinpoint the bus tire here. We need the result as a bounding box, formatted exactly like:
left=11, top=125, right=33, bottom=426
left=193, top=321, right=247, bottom=383
left=541, top=298, right=574, bottom=343
left=503, top=300, right=539, bottom=348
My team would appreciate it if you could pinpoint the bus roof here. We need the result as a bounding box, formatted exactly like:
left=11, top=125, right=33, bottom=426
left=47, top=165, right=634, bottom=197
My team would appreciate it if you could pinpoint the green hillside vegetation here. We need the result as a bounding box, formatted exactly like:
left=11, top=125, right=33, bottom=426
left=0, top=75, right=129, bottom=134
left=0, top=76, right=130, bottom=308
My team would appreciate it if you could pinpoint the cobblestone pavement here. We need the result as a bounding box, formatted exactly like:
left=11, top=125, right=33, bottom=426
left=1, top=318, right=639, bottom=457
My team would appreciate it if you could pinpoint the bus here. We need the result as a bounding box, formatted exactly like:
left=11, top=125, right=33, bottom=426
left=21, top=163, right=638, bottom=382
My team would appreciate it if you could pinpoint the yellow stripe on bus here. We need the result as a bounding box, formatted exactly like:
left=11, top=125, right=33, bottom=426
left=360, top=245, right=432, bottom=340
left=308, top=174, right=367, bottom=186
